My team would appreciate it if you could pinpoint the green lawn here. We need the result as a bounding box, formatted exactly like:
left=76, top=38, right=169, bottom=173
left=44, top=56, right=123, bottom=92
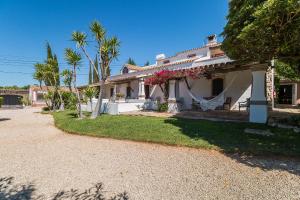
left=53, top=111, right=300, bottom=157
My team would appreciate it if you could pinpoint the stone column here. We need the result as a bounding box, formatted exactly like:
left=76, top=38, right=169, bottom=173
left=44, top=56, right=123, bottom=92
left=249, top=70, right=268, bottom=123
left=112, top=84, right=117, bottom=102
left=168, top=80, right=176, bottom=101
left=168, top=80, right=179, bottom=113
left=138, top=79, right=145, bottom=99
left=266, top=67, right=273, bottom=109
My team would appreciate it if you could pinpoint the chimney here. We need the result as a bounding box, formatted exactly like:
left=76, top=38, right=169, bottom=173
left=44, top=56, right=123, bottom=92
left=206, top=34, right=217, bottom=46
left=155, top=54, right=166, bottom=65
left=156, top=54, right=166, bottom=61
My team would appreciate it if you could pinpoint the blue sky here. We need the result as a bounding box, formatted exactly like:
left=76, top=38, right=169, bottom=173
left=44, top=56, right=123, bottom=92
left=0, top=0, right=228, bottom=86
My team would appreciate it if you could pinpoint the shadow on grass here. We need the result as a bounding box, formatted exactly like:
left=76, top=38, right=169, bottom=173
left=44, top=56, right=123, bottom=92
left=0, top=118, right=10, bottom=122
left=164, top=117, right=300, bottom=176
left=0, top=177, right=128, bottom=200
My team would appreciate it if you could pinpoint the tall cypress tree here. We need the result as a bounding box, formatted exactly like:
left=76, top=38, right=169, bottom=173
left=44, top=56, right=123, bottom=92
left=127, top=57, right=136, bottom=65
left=44, top=42, right=60, bottom=86
left=88, top=63, right=93, bottom=84
left=93, top=55, right=99, bottom=83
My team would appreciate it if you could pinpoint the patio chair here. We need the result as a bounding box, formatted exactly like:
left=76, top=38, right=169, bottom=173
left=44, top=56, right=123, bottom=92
left=239, top=98, right=250, bottom=112
left=223, top=97, right=232, bottom=111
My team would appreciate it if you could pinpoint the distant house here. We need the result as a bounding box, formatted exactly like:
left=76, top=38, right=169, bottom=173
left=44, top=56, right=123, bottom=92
left=29, top=85, right=70, bottom=107
left=80, top=35, right=274, bottom=123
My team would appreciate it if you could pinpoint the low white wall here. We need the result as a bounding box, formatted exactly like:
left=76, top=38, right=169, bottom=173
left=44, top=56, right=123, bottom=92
left=118, top=102, right=144, bottom=113
left=81, top=98, right=144, bottom=114
left=225, top=70, right=252, bottom=110
left=81, top=98, right=109, bottom=112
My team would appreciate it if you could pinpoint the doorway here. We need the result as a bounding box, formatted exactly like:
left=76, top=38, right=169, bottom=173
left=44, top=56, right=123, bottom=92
left=278, top=84, right=293, bottom=104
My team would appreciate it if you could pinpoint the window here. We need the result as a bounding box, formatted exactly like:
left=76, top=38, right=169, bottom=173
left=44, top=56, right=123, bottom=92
left=110, top=88, right=114, bottom=97
left=126, top=87, right=131, bottom=98
left=163, top=60, right=170, bottom=64
left=144, top=85, right=150, bottom=99
left=122, top=67, right=129, bottom=74
left=187, top=53, right=196, bottom=58
left=212, top=78, right=223, bottom=96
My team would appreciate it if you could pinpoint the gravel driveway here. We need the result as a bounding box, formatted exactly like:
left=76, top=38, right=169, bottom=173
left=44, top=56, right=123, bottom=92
left=0, top=108, right=300, bottom=199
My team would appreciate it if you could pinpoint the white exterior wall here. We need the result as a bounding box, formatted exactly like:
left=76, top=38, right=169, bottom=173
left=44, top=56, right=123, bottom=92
left=130, top=80, right=139, bottom=98
left=156, top=47, right=209, bottom=66
left=118, top=83, right=127, bottom=97
left=150, top=84, right=165, bottom=102
left=104, top=85, right=112, bottom=99
left=176, top=70, right=252, bottom=110
left=179, top=77, right=212, bottom=109
left=224, top=70, right=252, bottom=110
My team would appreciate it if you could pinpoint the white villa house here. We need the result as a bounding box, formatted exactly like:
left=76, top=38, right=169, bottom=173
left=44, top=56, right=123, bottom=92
left=81, top=35, right=274, bottom=123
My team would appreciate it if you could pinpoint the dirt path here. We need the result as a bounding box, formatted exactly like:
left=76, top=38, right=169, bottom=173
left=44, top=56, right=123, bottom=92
left=0, top=108, right=299, bottom=199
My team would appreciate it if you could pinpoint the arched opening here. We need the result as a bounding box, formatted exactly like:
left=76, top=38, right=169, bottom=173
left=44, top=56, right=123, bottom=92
left=126, top=86, right=131, bottom=98
left=144, top=85, right=150, bottom=99
left=212, top=78, right=223, bottom=96
left=122, top=67, right=129, bottom=74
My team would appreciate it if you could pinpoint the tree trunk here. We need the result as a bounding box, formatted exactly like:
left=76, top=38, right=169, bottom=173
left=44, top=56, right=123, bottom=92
left=90, top=98, right=93, bottom=112
left=68, top=84, right=72, bottom=92
left=91, top=85, right=103, bottom=119
left=48, top=80, right=56, bottom=111
left=73, top=65, right=83, bottom=118
left=53, top=74, right=64, bottom=111
left=57, top=89, right=64, bottom=111
left=39, top=82, right=50, bottom=108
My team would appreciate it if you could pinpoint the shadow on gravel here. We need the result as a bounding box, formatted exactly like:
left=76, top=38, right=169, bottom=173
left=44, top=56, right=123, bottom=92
left=226, top=154, right=300, bottom=176
left=0, top=177, right=129, bottom=200
left=165, top=117, right=300, bottom=176
left=0, top=118, right=10, bottom=122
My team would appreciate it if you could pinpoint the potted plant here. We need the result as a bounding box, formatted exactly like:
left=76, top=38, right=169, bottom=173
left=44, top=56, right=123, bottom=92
left=116, top=93, right=125, bottom=100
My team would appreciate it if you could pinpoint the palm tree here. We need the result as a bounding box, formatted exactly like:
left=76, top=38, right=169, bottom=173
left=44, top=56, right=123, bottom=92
left=72, top=20, right=120, bottom=119
left=61, top=69, right=73, bottom=92
left=65, top=48, right=83, bottom=118
left=89, top=36, right=120, bottom=118
left=33, top=63, right=50, bottom=108
left=42, top=59, right=63, bottom=111
left=46, top=58, right=64, bottom=111
left=33, top=63, right=45, bottom=90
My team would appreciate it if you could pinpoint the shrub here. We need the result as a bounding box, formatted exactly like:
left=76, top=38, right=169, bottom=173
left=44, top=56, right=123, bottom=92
left=62, top=91, right=77, bottom=110
left=0, top=97, right=3, bottom=108
left=116, top=93, right=124, bottom=98
left=21, top=96, right=31, bottom=106
left=278, top=115, right=300, bottom=127
left=42, top=106, right=50, bottom=111
left=158, top=102, right=168, bottom=112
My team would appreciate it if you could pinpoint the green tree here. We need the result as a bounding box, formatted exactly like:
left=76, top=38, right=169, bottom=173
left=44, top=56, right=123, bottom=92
left=72, top=20, right=120, bottom=119
left=84, top=86, right=96, bottom=112
left=33, top=63, right=46, bottom=90
left=61, top=69, right=73, bottom=92
left=45, top=58, right=64, bottom=111
left=144, top=61, right=150, bottom=66
left=45, top=42, right=60, bottom=86
left=222, top=0, right=300, bottom=78
left=275, top=60, right=300, bottom=81
left=127, top=57, right=136, bottom=65
left=65, top=48, right=83, bottom=118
